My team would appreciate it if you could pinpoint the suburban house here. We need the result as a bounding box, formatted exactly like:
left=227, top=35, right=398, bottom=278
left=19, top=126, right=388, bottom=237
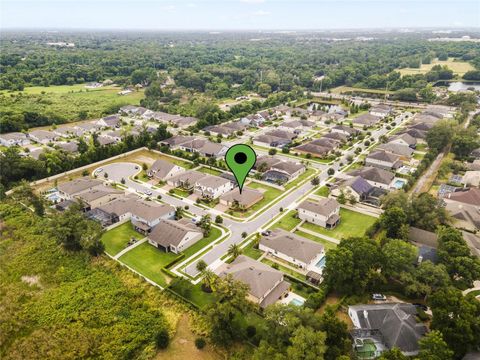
left=28, top=130, right=58, bottom=144
left=74, top=187, right=123, bottom=211
left=75, top=122, right=101, bottom=133
left=178, top=138, right=228, bottom=158
left=349, top=303, right=427, bottom=357
left=253, top=134, right=291, bottom=148
left=278, top=120, right=315, bottom=134
left=57, top=177, right=105, bottom=200
left=323, top=131, right=348, bottom=143
left=331, top=176, right=387, bottom=207
left=97, top=114, right=121, bottom=128
left=87, top=196, right=137, bottom=226
left=170, top=116, right=198, bottom=129
left=147, top=218, right=203, bottom=254
left=352, top=113, right=382, bottom=127
left=216, top=255, right=291, bottom=309
left=56, top=141, right=79, bottom=153
left=255, top=156, right=306, bottom=183
left=377, top=142, right=415, bottom=158
left=443, top=188, right=480, bottom=232
left=119, top=105, right=149, bottom=117
left=365, top=150, right=403, bottom=171
left=0, top=132, right=30, bottom=147
left=130, top=201, right=176, bottom=233
left=147, top=159, right=184, bottom=181
left=349, top=167, right=395, bottom=189
left=369, top=104, right=393, bottom=118
left=298, top=198, right=341, bottom=228
left=194, top=175, right=233, bottom=199
left=219, top=187, right=264, bottom=209
left=322, top=113, right=346, bottom=122
left=105, top=130, right=124, bottom=142
left=259, top=229, right=325, bottom=270
left=97, top=135, right=117, bottom=146
left=294, top=142, right=331, bottom=158
left=462, top=171, right=480, bottom=187
left=389, top=133, right=417, bottom=148
left=204, top=125, right=236, bottom=137
left=53, top=126, right=76, bottom=138
left=167, top=170, right=207, bottom=190
left=240, top=113, right=267, bottom=127
left=159, top=135, right=196, bottom=149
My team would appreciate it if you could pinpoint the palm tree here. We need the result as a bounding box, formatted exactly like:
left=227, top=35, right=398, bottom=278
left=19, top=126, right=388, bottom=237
left=201, top=269, right=217, bottom=292
left=227, top=244, right=242, bottom=259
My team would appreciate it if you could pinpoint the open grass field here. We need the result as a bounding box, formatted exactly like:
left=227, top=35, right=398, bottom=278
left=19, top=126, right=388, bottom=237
left=0, top=83, right=144, bottom=127
left=101, top=222, right=144, bottom=256
left=331, top=86, right=393, bottom=95
left=396, top=58, right=474, bottom=76
left=269, top=210, right=301, bottom=231
left=301, top=208, right=376, bottom=241
left=118, top=242, right=180, bottom=287
left=197, top=166, right=223, bottom=176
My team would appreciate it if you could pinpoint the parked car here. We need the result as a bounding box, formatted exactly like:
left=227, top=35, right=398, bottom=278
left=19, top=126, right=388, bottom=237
left=144, top=190, right=153, bottom=196
left=96, top=168, right=103, bottom=174
left=412, top=303, right=428, bottom=311
left=372, top=293, right=387, bottom=301
left=261, top=230, right=272, bottom=236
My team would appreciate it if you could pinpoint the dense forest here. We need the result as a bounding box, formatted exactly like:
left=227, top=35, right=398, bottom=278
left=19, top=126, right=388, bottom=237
left=1, top=31, right=480, bottom=132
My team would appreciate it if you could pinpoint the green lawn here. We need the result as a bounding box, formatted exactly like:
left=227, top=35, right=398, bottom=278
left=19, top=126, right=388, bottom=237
left=1, top=84, right=144, bottom=127
left=118, top=242, right=180, bottom=287
left=413, top=152, right=425, bottom=160
left=182, top=227, right=222, bottom=259
left=284, top=168, right=316, bottom=190
left=101, top=222, right=143, bottom=256
left=243, top=241, right=263, bottom=260
left=301, top=208, right=376, bottom=241
left=228, top=181, right=283, bottom=218
left=169, top=281, right=216, bottom=309
left=315, top=186, right=330, bottom=197
left=198, top=166, right=222, bottom=176
left=294, top=230, right=337, bottom=251
left=170, top=187, right=191, bottom=198
left=269, top=210, right=301, bottom=231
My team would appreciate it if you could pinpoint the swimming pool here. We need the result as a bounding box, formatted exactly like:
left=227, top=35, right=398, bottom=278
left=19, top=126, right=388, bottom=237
left=392, top=179, right=406, bottom=189
left=315, top=256, right=326, bottom=270
left=290, top=298, right=305, bottom=306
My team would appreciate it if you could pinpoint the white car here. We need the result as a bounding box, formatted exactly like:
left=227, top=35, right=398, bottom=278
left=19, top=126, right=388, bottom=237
left=144, top=190, right=153, bottom=196
left=372, top=293, right=387, bottom=301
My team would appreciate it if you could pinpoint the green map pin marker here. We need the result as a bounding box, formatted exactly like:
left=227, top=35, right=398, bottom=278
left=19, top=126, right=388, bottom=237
left=225, top=144, right=257, bottom=193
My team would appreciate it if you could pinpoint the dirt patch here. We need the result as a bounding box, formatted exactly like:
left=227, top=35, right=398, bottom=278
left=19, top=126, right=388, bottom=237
left=155, top=315, right=221, bottom=360
left=21, top=275, right=41, bottom=287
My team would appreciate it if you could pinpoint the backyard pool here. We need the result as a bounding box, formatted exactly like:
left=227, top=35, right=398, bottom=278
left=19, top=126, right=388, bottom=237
left=290, top=298, right=305, bottom=306
left=392, top=179, right=407, bottom=189
left=315, top=256, right=326, bottom=270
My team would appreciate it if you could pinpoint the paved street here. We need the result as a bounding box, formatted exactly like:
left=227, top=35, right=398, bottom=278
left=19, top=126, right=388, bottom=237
left=98, top=113, right=407, bottom=278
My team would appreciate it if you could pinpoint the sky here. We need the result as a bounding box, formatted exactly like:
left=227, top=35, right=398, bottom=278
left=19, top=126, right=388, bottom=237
left=0, top=0, right=479, bottom=30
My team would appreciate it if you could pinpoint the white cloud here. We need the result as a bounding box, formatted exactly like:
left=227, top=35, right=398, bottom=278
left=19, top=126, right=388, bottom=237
left=252, top=10, right=270, bottom=16
left=241, top=0, right=266, bottom=4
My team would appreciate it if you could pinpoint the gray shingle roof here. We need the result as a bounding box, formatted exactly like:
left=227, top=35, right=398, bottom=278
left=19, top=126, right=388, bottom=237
left=298, top=198, right=339, bottom=217
left=218, top=255, right=284, bottom=300
left=349, top=167, right=394, bottom=185
left=367, top=150, right=401, bottom=163
left=350, top=303, right=427, bottom=354
left=260, top=229, right=324, bottom=264
left=58, top=177, right=104, bottom=196
left=149, top=218, right=202, bottom=248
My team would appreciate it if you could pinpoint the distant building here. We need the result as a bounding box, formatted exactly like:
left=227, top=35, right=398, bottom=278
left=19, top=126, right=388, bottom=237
left=219, top=187, right=264, bottom=209
left=352, top=113, right=382, bottom=127
left=349, top=167, right=395, bottom=189
left=28, top=130, right=58, bottom=144
left=365, top=150, right=403, bottom=171
left=0, top=132, right=30, bottom=147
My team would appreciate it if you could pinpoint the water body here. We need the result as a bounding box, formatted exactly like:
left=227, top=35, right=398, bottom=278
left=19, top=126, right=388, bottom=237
left=444, top=81, right=480, bottom=92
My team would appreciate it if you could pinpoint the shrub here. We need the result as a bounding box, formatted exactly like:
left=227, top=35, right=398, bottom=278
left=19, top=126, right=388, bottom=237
left=155, top=329, right=170, bottom=349
left=195, top=338, right=206, bottom=349
left=246, top=325, right=257, bottom=338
